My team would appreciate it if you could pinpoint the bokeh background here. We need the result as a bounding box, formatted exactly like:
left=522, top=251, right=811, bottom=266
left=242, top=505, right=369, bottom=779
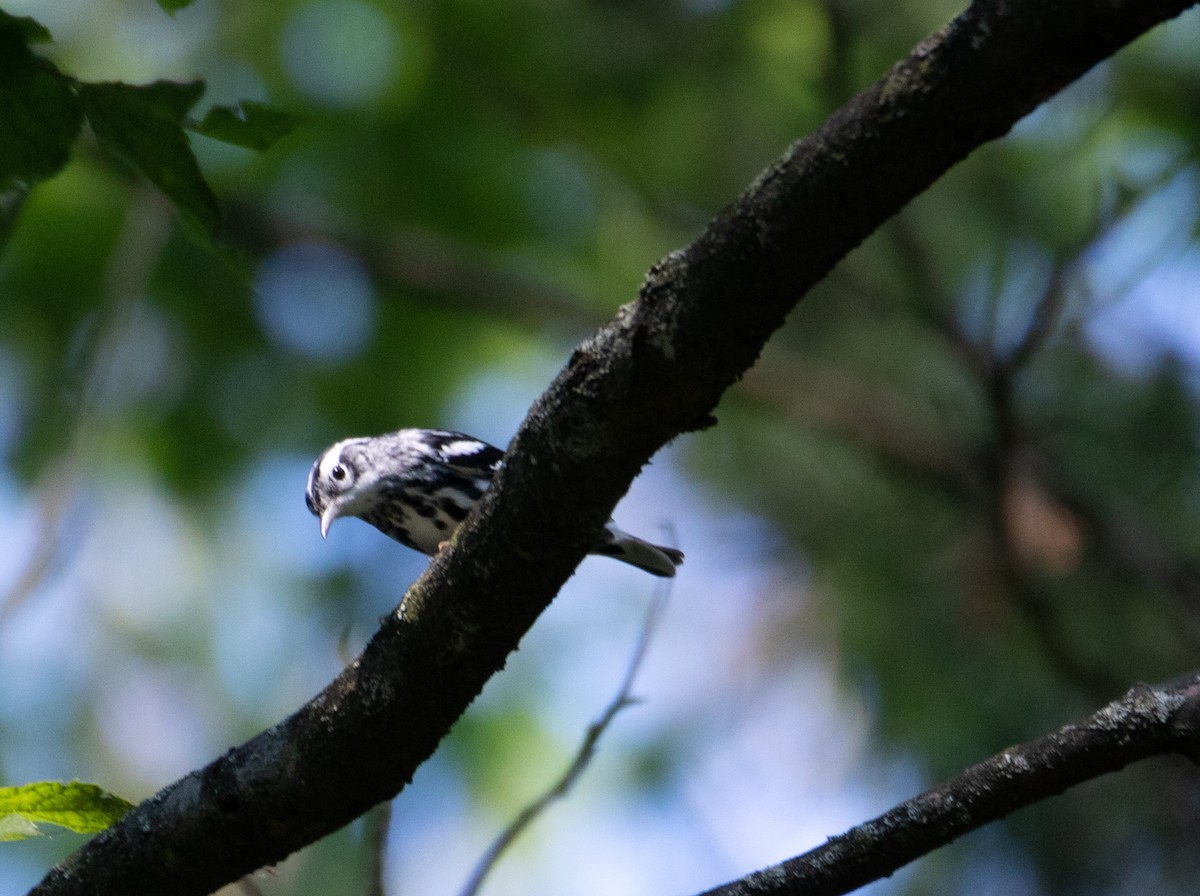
left=3, top=0, right=1200, bottom=893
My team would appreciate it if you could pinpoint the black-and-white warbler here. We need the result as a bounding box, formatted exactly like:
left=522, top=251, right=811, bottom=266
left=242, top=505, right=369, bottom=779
left=306, top=428, right=684, bottom=577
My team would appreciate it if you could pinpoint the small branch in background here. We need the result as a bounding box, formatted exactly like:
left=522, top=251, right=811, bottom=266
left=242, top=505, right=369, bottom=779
left=234, top=875, right=265, bottom=896
left=363, top=800, right=394, bottom=896
left=0, top=461, right=76, bottom=627
left=1006, top=263, right=1067, bottom=373
left=1042, top=474, right=1200, bottom=650
left=0, top=182, right=30, bottom=246
left=222, top=201, right=605, bottom=333
left=0, top=188, right=171, bottom=626
left=741, top=348, right=978, bottom=502
left=743, top=339, right=1125, bottom=698
left=458, top=583, right=671, bottom=896
left=1003, top=578, right=1126, bottom=699
left=894, top=216, right=1132, bottom=697
left=814, top=0, right=860, bottom=105
left=696, top=673, right=1200, bottom=896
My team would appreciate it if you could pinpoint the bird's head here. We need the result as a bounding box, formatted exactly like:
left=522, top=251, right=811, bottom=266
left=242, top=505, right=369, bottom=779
left=306, top=437, right=376, bottom=538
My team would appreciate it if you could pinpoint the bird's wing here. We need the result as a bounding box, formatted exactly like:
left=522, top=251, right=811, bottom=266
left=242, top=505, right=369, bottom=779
left=424, top=430, right=505, bottom=475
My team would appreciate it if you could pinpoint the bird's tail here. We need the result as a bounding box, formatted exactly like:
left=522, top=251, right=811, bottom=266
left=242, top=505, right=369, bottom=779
left=593, top=522, right=684, bottom=577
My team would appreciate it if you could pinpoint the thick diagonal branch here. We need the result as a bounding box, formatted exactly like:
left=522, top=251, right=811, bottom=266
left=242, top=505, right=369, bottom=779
left=29, top=1, right=1199, bottom=894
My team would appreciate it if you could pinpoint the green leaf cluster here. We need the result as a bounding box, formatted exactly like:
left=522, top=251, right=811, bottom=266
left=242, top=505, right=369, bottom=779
left=0, top=9, right=296, bottom=240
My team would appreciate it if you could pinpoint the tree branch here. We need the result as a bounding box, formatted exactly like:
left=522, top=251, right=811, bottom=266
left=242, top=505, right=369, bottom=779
left=29, top=1, right=1199, bottom=893
left=696, top=674, right=1200, bottom=896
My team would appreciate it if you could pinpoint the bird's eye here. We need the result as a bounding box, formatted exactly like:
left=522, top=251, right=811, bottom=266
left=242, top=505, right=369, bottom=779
left=331, top=464, right=347, bottom=482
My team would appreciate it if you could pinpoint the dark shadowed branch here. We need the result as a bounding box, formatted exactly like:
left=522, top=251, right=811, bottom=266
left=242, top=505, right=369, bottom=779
left=28, top=1, right=1200, bottom=894
left=697, top=674, right=1200, bottom=896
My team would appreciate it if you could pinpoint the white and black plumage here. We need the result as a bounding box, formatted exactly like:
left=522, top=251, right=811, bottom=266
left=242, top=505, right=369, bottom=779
left=305, top=428, right=684, bottom=577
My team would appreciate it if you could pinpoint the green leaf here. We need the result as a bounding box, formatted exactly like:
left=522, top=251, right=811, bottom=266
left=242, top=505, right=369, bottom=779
left=156, top=0, right=196, bottom=14
left=78, top=79, right=221, bottom=235
left=190, top=100, right=300, bottom=151
left=0, top=781, right=133, bottom=840
left=0, top=16, right=81, bottom=199
left=0, top=10, right=52, bottom=44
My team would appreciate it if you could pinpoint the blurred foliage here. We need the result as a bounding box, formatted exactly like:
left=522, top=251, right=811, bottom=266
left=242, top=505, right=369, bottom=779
left=2, top=0, right=1200, bottom=895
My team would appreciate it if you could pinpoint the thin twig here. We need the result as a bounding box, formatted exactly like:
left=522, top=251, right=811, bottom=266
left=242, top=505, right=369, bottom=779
left=0, top=189, right=171, bottom=626
left=1006, top=263, right=1066, bottom=371
left=0, top=462, right=77, bottom=627
left=458, top=582, right=671, bottom=896
left=363, top=800, right=394, bottom=896
left=235, top=874, right=265, bottom=896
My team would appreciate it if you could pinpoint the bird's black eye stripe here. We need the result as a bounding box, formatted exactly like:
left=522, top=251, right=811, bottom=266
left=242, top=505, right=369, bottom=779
left=331, top=464, right=347, bottom=481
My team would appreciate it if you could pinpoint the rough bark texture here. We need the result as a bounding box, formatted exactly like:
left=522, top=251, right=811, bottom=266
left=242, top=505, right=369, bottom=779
left=699, top=675, right=1200, bottom=896
left=30, top=1, right=1200, bottom=894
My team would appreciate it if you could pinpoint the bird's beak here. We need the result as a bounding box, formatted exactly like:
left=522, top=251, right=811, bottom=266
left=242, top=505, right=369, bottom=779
left=320, top=502, right=341, bottom=539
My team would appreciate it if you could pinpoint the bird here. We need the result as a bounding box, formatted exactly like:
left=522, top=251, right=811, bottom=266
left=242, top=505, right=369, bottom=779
left=306, top=428, right=684, bottom=577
